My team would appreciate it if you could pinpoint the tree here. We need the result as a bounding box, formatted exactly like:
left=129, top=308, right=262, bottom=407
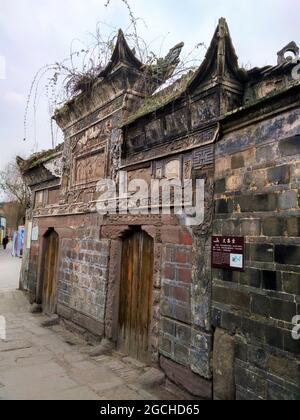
left=0, top=160, right=30, bottom=228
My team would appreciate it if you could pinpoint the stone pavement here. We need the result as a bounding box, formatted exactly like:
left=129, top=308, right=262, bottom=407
left=0, top=244, right=22, bottom=291
left=0, top=291, right=186, bottom=400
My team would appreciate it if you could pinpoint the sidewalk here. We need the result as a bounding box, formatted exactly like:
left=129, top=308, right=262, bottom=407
left=0, top=244, right=21, bottom=291
left=0, top=243, right=191, bottom=401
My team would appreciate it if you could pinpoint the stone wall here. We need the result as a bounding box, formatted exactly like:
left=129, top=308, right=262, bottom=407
left=212, top=107, right=300, bottom=400
left=57, top=227, right=110, bottom=338
left=160, top=222, right=213, bottom=398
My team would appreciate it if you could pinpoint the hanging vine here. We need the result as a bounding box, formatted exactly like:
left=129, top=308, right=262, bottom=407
left=23, top=0, right=206, bottom=151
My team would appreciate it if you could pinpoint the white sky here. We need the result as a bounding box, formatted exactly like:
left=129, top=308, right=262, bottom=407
left=0, top=0, right=299, bottom=170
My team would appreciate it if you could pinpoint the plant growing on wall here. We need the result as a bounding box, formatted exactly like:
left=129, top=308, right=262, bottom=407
left=24, top=0, right=205, bottom=149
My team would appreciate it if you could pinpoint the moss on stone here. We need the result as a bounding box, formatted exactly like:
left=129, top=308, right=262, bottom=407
left=122, top=71, right=195, bottom=127
left=19, top=143, right=63, bottom=173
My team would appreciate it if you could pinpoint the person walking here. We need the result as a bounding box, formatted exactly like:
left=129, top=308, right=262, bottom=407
left=2, top=235, right=9, bottom=250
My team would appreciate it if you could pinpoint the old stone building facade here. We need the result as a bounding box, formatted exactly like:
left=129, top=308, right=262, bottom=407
left=19, top=20, right=300, bottom=400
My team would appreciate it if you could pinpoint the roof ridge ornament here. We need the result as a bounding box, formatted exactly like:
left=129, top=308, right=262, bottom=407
left=277, top=41, right=299, bottom=65
left=99, top=29, right=144, bottom=77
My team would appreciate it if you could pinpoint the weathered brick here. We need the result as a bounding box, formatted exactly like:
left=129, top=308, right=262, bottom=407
left=240, top=268, right=261, bottom=288
left=275, top=245, right=300, bottom=265
left=236, top=194, right=278, bottom=212
left=177, top=267, right=192, bottom=283
left=282, top=272, right=300, bottom=295
left=278, top=191, right=298, bottom=210
left=241, top=219, right=261, bottom=236
left=236, top=386, right=261, bottom=400
left=231, top=155, right=244, bottom=169
left=270, top=299, right=296, bottom=322
left=179, top=231, right=193, bottom=246
left=165, top=246, right=175, bottom=262
left=175, top=248, right=191, bottom=264
left=161, top=318, right=176, bottom=336
left=212, top=308, right=222, bottom=328
left=235, top=364, right=266, bottom=399
left=267, top=354, right=300, bottom=385
left=267, top=165, right=291, bottom=185
left=248, top=346, right=267, bottom=370
left=262, top=217, right=285, bottom=237
left=283, top=330, right=300, bottom=356
left=279, top=135, right=300, bottom=157
left=250, top=293, right=270, bottom=317
left=215, top=199, right=233, bottom=214
left=265, top=325, right=283, bottom=350
left=160, top=356, right=212, bottom=399
left=190, top=349, right=211, bottom=378
left=250, top=244, right=274, bottom=262
left=174, top=343, right=189, bottom=366
left=161, top=299, right=173, bottom=318
left=242, top=318, right=266, bottom=342
left=173, top=303, right=191, bottom=324
left=164, top=264, right=175, bottom=280
left=160, top=336, right=172, bottom=355
left=172, top=286, right=190, bottom=303
left=267, top=380, right=300, bottom=401
left=262, top=271, right=277, bottom=291
left=176, top=323, right=191, bottom=342
left=213, top=286, right=250, bottom=310
left=213, top=329, right=235, bottom=400
left=286, top=217, right=300, bottom=237
left=221, top=311, right=242, bottom=333
left=215, top=178, right=226, bottom=194
left=235, top=337, right=248, bottom=362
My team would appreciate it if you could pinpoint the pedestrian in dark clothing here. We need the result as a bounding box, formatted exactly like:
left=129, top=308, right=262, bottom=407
left=2, top=236, right=9, bottom=250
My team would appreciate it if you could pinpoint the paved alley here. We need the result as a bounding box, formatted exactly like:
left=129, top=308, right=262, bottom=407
left=0, top=244, right=22, bottom=291
left=0, top=252, right=183, bottom=401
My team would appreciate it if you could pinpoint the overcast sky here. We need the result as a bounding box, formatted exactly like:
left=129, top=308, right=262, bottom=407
left=0, top=0, right=299, bottom=171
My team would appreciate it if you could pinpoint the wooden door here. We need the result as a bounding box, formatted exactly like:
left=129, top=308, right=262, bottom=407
left=42, top=230, right=59, bottom=315
left=118, top=230, right=154, bottom=363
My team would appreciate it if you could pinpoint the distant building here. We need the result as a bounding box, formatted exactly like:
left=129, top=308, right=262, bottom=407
left=0, top=202, right=25, bottom=238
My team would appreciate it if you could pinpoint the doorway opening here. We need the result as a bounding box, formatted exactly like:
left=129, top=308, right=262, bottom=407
left=118, top=229, right=154, bottom=363
left=38, top=228, right=59, bottom=315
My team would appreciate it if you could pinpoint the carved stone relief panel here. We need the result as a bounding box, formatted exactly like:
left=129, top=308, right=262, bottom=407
left=190, top=95, right=218, bottom=129
left=183, top=154, right=193, bottom=179
left=145, top=119, right=162, bottom=146
left=165, top=108, right=189, bottom=137
left=127, top=167, right=152, bottom=185
left=34, top=191, right=44, bottom=209
left=165, top=159, right=181, bottom=180
left=47, top=187, right=60, bottom=206
left=74, top=149, right=106, bottom=186
left=44, top=155, right=63, bottom=178
left=73, top=119, right=112, bottom=153
left=153, top=156, right=182, bottom=181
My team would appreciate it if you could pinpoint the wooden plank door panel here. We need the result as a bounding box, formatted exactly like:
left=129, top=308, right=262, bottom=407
left=118, top=231, right=154, bottom=363
left=42, top=231, right=59, bottom=315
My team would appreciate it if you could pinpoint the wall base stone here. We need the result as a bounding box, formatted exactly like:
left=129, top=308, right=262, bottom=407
left=213, top=328, right=236, bottom=400
left=160, top=355, right=212, bottom=400
left=57, top=303, right=104, bottom=341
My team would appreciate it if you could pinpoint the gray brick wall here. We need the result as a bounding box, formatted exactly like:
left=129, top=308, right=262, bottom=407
left=213, top=108, right=300, bottom=400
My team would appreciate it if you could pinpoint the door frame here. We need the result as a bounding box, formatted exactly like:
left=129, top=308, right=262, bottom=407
left=36, top=228, right=60, bottom=313
left=117, top=228, right=154, bottom=362
left=104, top=225, right=159, bottom=362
